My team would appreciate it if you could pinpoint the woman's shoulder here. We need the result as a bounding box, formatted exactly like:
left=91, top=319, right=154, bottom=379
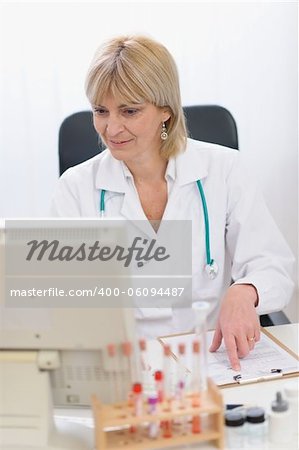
left=59, top=148, right=110, bottom=182
left=182, top=138, right=240, bottom=171
left=186, top=138, right=239, bottom=158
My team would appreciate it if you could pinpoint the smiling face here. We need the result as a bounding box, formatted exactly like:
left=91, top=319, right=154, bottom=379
left=93, top=94, right=170, bottom=164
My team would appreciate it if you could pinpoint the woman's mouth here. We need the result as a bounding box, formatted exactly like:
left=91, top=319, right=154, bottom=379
left=109, top=139, right=133, bottom=147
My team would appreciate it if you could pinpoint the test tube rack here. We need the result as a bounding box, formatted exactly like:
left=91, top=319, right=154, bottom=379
left=91, top=378, right=224, bottom=450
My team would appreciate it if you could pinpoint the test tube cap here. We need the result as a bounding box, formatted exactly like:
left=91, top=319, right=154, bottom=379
left=148, top=396, right=158, bottom=405
left=193, top=341, right=200, bottom=353
left=154, top=370, right=163, bottom=381
left=178, top=343, right=186, bottom=354
left=133, top=382, right=143, bottom=394
left=192, top=301, right=210, bottom=327
left=122, top=341, right=132, bottom=356
left=107, top=343, right=116, bottom=356
left=192, top=301, right=210, bottom=312
left=164, top=344, right=171, bottom=356
left=139, top=339, right=146, bottom=351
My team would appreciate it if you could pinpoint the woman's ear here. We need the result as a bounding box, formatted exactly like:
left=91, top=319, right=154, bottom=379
left=162, top=108, right=171, bottom=123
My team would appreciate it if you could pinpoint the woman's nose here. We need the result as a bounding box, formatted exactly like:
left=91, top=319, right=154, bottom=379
left=106, top=115, right=125, bottom=136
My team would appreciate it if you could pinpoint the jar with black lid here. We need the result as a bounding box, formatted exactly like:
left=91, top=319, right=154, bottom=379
left=225, top=410, right=246, bottom=449
left=246, top=406, right=268, bottom=448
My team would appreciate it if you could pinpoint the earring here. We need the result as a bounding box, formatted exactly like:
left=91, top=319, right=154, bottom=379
left=161, top=122, right=168, bottom=140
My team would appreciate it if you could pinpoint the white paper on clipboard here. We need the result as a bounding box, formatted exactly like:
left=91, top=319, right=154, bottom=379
left=159, top=328, right=299, bottom=387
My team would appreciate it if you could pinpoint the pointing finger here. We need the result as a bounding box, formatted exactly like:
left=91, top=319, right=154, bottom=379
left=223, top=333, right=240, bottom=371
left=209, top=325, right=223, bottom=352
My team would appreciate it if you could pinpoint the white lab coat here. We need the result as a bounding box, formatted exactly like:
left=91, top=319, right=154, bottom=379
left=51, top=139, right=295, bottom=338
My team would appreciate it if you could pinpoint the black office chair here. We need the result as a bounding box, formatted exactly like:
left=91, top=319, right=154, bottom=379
left=58, top=106, right=289, bottom=327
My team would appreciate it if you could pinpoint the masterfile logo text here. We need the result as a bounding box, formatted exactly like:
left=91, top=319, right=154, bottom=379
left=4, top=219, right=192, bottom=308
left=26, top=236, right=170, bottom=267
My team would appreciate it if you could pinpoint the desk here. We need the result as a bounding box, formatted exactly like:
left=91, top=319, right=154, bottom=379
left=220, top=324, right=298, bottom=449
left=56, top=324, right=298, bottom=450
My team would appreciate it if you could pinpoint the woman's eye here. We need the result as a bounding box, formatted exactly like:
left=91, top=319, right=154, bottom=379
left=94, top=108, right=107, bottom=115
left=123, top=109, right=138, bottom=116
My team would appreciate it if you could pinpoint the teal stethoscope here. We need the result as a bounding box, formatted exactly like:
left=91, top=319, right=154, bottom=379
left=99, top=180, right=219, bottom=280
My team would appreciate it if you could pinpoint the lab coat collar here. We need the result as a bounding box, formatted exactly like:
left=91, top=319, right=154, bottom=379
left=175, top=139, right=209, bottom=185
left=94, top=150, right=151, bottom=230
left=95, top=150, right=128, bottom=193
left=94, top=138, right=209, bottom=192
left=93, top=140, right=209, bottom=235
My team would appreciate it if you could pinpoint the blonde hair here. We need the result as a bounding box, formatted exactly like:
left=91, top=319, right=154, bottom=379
left=85, top=35, right=187, bottom=159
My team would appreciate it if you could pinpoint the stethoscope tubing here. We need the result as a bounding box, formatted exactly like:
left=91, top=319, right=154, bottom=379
left=196, top=180, right=213, bottom=267
left=100, top=189, right=106, bottom=218
left=99, top=180, right=217, bottom=277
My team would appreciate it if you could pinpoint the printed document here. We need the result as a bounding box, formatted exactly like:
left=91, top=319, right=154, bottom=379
left=160, top=330, right=299, bottom=386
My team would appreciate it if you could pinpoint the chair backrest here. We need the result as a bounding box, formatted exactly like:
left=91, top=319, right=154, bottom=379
left=58, top=105, right=238, bottom=175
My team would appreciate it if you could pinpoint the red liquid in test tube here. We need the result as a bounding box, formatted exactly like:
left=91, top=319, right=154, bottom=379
left=132, top=382, right=143, bottom=417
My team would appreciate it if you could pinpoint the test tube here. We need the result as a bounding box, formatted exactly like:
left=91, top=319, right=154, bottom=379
left=107, top=343, right=120, bottom=404
left=148, top=392, right=159, bottom=439
left=192, top=415, right=201, bottom=434
left=123, top=339, right=143, bottom=384
left=121, top=341, right=134, bottom=403
left=162, top=419, right=172, bottom=439
left=130, top=382, right=143, bottom=435
left=190, top=341, right=201, bottom=406
left=139, top=338, right=152, bottom=390
left=154, top=370, right=164, bottom=403
left=162, top=344, right=173, bottom=408
left=161, top=344, right=173, bottom=439
left=191, top=301, right=209, bottom=393
left=139, top=338, right=147, bottom=370
left=132, top=338, right=143, bottom=385
left=191, top=340, right=202, bottom=433
left=176, top=343, right=187, bottom=408
left=132, top=382, right=143, bottom=416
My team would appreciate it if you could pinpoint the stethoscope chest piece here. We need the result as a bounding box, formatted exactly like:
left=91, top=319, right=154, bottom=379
left=205, top=260, right=218, bottom=280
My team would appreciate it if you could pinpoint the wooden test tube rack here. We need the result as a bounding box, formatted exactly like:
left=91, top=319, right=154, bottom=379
left=91, top=378, right=224, bottom=450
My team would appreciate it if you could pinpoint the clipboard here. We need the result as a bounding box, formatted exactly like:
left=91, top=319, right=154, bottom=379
left=158, top=327, right=299, bottom=388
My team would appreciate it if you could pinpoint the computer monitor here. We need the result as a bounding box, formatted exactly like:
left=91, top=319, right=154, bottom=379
left=0, top=217, right=191, bottom=449
left=0, top=218, right=138, bottom=449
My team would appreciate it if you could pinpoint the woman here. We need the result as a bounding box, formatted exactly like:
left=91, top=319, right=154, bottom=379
left=51, top=35, right=294, bottom=371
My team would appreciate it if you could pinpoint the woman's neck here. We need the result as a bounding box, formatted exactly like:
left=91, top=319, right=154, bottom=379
left=125, top=155, right=168, bottom=184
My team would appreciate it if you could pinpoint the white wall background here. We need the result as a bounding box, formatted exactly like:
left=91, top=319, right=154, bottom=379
left=0, top=1, right=298, bottom=320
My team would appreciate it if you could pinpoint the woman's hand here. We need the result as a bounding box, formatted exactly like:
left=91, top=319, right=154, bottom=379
left=209, top=284, right=260, bottom=371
